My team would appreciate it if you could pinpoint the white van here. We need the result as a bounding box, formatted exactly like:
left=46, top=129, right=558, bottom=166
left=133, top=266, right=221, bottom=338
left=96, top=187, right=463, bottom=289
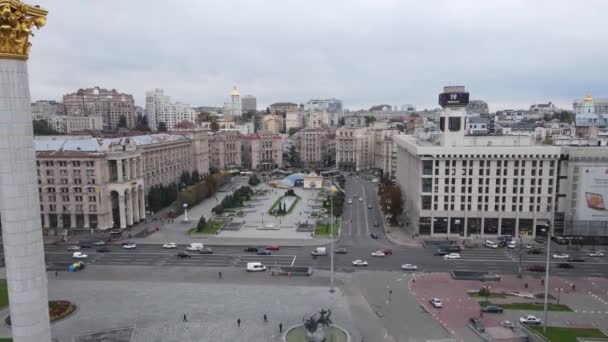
left=485, top=240, right=498, bottom=248
left=246, top=262, right=266, bottom=272
left=186, top=242, right=204, bottom=251
left=311, top=247, right=327, bottom=256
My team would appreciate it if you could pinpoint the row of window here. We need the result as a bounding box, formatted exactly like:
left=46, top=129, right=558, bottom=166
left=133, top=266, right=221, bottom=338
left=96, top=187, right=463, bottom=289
left=42, top=204, right=96, bottom=212
left=41, top=169, right=95, bottom=177
left=44, top=195, right=97, bottom=203
left=425, top=186, right=553, bottom=194
left=37, top=161, right=95, bottom=167
left=422, top=202, right=552, bottom=212
left=430, top=168, right=555, bottom=177
left=40, top=178, right=96, bottom=185
left=428, top=177, right=554, bottom=186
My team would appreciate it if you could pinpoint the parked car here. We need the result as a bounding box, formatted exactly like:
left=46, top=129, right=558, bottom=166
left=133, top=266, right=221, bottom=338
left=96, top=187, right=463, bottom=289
left=552, top=253, right=570, bottom=259
left=527, top=265, right=545, bottom=272
left=534, top=237, right=545, bottom=244
left=96, top=247, right=111, bottom=253
left=162, top=242, right=177, bottom=249
left=359, top=197, right=363, bottom=201
left=371, top=251, right=387, bottom=257
left=469, top=317, right=485, bottom=332
left=348, top=198, right=353, bottom=204
left=352, top=260, right=368, bottom=266
left=520, top=315, right=542, bottom=325
left=265, top=245, right=280, bottom=251
left=588, top=251, right=604, bottom=257
left=67, top=246, right=80, bottom=251
left=485, top=240, right=499, bottom=249
left=199, top=248, right=213, bottom=254
left=257, top=250, right=272, bottom=255
left=244, top=247, right=258, bottom=253
left=123, top=243, right=137, bottom=249
left=500, top=320, right=515, bottom=329
left=481, top=305, right=504, bottom=313
left=443, top=253, right=461, bottom=260
left=72, top=252, right=88, bottom=259
left=430, top=298, right=443, bottom=308
left=525, top=244, right=534, bottom=249
left=335, top=247, right=348, bottom=254
left=557, top=263, right=574, bottom=269
left=508, top=241, right=517, bottom=249
left=401, top=264, right=418, bottom=271
left=176, top=252, right=191, bottom=258
left=567, top=257, right=585, bottom=262
left=370, top=233, right=379, bottom=239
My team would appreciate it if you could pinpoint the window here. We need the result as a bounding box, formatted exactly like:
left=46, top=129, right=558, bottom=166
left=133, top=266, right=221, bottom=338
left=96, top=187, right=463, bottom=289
left=60, top=187, right=69, bottom=193
left=74, top=178, right=82, bottom=184
left=88, top=196, right=96, bottom=202
left=75, top=204, right=83, bottom=212
left=49, top=204, right=56, bottom=212
left=60, top=178, right=68, bottom=184
left=48, top=195, right=56, bottom=202
left=46, top=170, right=54, bottom=176
left=75, top=196, right=83, bottom=202
left=422, top=196, right=432, bottom=210
left=47, top=179, right=55, bottom=184
left=89, top=204, right=96, bottom=212
left=531, top=179, right=536, bottom=185
left=59, top=170, right=68, bottom=176
left=72, top=161, right=80, bottom=167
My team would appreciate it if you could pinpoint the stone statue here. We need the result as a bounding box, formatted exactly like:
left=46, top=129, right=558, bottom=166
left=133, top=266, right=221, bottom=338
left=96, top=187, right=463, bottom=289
left=303, top=309, right=332, bottom=342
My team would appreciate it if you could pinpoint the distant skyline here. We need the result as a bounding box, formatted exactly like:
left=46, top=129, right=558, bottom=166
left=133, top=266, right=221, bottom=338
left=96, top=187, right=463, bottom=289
left=28, top=0, right=607, bottom=112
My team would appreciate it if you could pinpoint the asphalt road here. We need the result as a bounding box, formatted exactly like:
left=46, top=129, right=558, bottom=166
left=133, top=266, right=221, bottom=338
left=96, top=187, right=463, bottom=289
left=44, top=174, right=608, bottom=278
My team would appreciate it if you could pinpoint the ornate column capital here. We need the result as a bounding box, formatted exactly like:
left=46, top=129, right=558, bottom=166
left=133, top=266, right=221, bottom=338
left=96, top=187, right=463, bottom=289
left=0, top=0, right=47, bottom=60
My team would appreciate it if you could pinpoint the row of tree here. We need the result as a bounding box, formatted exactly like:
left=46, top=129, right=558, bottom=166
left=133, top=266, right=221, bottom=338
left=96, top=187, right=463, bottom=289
left=147, top=183, right=179, bottom=213
left=211, top=186, right=253, bottom=215
left=379, top=183, right=403, bottom=225
left=323, top=190, right=345, bottom=217
left=147, top=172, right=226, bottom=214
left=248, top=174, right=261, bottom=186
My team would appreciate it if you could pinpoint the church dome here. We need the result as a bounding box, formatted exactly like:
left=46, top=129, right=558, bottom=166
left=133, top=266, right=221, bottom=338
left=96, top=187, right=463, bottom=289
left=231, top=86, right=240, bottom=97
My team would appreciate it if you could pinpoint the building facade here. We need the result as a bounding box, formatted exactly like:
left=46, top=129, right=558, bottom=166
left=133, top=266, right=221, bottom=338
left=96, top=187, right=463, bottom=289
left=465, top=100, right=489, bottom=114
left=269, top=102, right=298, bottom=114
left=336, top=126, right=399, bottom=177
left=262, top=114, right=284, bottom=133
left=31, top=100, right=65, bottom=117
left=241, top=94, right=257, bottom=112
left=304, top=98, right=343, bottom=113
left=241, top=131, right=283, bottom=170
left=145, top=89, right=196, bottom=130
left=63, top=87, right=136, bottom=130
left=35, top=136, right=145, bottom=231
left=225, top=86, right=242, bottom=116
left=210, top=130, right=242, bottom=171
left=395, top=86, right=560, bottom=238
left=286, top=111, right=304, bottom=132
left=299, top=128, right=331, bottom=168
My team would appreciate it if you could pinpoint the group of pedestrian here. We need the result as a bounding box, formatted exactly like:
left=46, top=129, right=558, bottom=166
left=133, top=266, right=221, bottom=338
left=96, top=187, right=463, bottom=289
left=181, top=313, right=284, bottom=333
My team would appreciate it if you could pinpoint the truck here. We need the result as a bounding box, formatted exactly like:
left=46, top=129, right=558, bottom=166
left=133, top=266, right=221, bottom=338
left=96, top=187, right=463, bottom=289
left=311, top=247, right=327, bottom=256
left=186, top=242, right=204, bottom=251
left=246, top=262, right=266, bottom=272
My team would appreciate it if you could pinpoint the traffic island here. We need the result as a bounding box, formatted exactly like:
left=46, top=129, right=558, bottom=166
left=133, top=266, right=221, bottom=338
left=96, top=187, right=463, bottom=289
left=529, top=326, right=608, bottom=342
left=5, top=300, right=77, bottom=326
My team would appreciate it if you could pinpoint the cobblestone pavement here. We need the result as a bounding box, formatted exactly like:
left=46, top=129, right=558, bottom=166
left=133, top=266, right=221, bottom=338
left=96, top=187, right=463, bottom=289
left=0, top=270, right=356, bottom=342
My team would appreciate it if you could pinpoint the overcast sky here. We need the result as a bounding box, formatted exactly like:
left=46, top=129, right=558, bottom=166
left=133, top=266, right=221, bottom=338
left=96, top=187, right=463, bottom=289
left=28, top=0, right=608, bottom=111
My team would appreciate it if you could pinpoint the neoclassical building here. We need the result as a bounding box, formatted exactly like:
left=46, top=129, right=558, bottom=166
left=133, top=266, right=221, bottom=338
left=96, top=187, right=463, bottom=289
left=36, top=136, right=145, bottom=232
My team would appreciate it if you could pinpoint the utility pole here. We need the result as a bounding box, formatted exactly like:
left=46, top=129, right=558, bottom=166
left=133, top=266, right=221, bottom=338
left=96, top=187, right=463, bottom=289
left=329, top=188, right=335, bottom=293
left=543, top=222, right=552, bottom=333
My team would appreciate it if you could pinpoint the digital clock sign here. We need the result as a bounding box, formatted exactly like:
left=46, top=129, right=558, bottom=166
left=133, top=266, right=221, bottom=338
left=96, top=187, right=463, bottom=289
left=439, top=92, right=469, bottom=107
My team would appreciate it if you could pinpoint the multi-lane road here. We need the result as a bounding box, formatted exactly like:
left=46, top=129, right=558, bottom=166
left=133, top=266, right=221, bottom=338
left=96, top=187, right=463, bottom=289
left=44, top=173, right=608, bottom=278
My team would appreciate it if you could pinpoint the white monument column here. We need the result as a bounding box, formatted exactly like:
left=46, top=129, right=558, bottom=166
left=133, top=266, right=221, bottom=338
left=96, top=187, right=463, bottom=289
left=132, top=188, right=140, bottom=223
left=0, top=2, right=51, bottom=341
left=139, top=187, right=146, bottom=220
left=118, top=194, right=127, bottom=229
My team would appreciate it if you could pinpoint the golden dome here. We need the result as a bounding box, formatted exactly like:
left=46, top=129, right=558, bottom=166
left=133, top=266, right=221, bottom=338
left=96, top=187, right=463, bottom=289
left=584, top=92, right=593, bottom=102
left=230, top=86, right=240, bottom=97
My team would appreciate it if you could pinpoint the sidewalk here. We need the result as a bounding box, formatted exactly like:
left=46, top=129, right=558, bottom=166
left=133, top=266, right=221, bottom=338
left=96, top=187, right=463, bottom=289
left=384, top=226, right=423, bottom=248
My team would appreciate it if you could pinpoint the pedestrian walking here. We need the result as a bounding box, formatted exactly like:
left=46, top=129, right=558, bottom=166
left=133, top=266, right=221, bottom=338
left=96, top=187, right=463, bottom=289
left=541, top=278, right=544, bottom=286
left=279, top=323, right=283, bottom=333
left=263, top=314, right=268, bottom=324
left=572, top=283, right=576, bottom=291
left=219, top=272, right=222, bottom=279
left=183, top=313, right=187, bottom=322
left=524, top=282, right=528, bottom=289
left=237, top=318, right=241, bottom=327
left=55, top=271, right=58, bottom=277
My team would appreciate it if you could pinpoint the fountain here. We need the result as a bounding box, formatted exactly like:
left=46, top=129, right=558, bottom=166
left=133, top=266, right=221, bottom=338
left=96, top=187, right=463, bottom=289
left=284, top=309, right=350, bottom=342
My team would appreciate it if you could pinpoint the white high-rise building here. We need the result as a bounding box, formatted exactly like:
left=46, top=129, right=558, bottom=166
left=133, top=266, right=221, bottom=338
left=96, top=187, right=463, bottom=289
left=145, top=89, right=196, bottom=130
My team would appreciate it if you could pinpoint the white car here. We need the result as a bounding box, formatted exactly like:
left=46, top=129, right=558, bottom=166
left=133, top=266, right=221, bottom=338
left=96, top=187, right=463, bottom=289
left=588, top=251, right=604, bottom=257
left=359, top=197, right=363, bottom=201
left=162, top=242, right=177, bottom=249
left=525, top=244, right=534, bottom=249
left=430, top=298, right=443, bottom=308
left=352, top=260, right=368, bottom=266
left=401, top=264, right=418, bottom=271
left=500, top=320, right=515, bottom=329
left=519, top=315, right=542, bottom=325
left=444, top=253, right=461, bottom=260
left=72, top=252, right=88, bottom=259
left=92, top=241, right=106, bottom=246
left=371, top=251, right=386, bottom=257
left=348, top=198, right=353, bottom=204
left=485, top=240, right=498, bottom=248
left=123, top=243, right=137, bottom=249
left=552, top=253, right=569, bottom=259
left=508, top=241, right=517, bottom=249
left=67, top=246, right=80, bottom=251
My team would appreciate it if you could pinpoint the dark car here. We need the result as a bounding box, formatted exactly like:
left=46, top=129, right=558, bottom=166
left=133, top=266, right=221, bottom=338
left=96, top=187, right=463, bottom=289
left=497, top=241, right=507, bottom=248
left=481, top=305, right=504, bottom=313
left=176, top=252, right=191, bottom=258
left=534, top=237, right=546, bottom=244
left=527, top=248, right=544, bottom=255
left=370, top=233, right=379, bottom=239
left=244, top=247, right=258, bottom=253
left=257, top=250, right=272, bottom=255
left=469, top=317, right=485, bottom=332
left=96, top=247, right=111, bottom=253
left=497, top=235, right=513, bottom=242
left=79, top=244, right=92, bottom=249
left=335, top=247, right=348, bottom=254
left=122, top=240, right=136, bottom=245
left=528, top=265, right=546, bottom=272
left=382, top=249, right=393, bottom=255
left=567, top=257, right=585, bottom=262
left=557, top=263, right=574, bottom=269
left=368, top=205, right=373, bottom=209
left=199, top=248, right=213, bottom=254
left=442, top=245, right=462, bottom=253
left=434, top=249, right=449, bottom=256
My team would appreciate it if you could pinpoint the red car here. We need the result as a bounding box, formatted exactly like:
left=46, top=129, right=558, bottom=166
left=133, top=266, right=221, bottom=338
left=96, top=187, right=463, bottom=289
left=527, top=265, right=546, bottom=272
left=265, top=245, right=280, bottom=251
left=382, top=249, right=393, bottom=255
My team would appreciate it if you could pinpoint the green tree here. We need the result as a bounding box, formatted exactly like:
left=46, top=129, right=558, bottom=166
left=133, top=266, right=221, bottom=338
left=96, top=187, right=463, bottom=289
left=135, top=114, right=150, bottom=131
left=117, top=115, right=128, bottom=128
left=180, top=171, right=192, bottom=187
left=191, top=170, right=200, bottom=184
left=248, top=174, right=260, bottom=186
left=288, top=127, right=301, bottom=136
left=553, top=110, right=575, bottom=124
left=157, top=122, right=168, bottom=132
left=32, top=119, right=60, bottom=135
left=196, top=216, right=206, bottom=232
left=210, top=120, right=219, bottom=132
left=379, top=185, right=403, bottom=224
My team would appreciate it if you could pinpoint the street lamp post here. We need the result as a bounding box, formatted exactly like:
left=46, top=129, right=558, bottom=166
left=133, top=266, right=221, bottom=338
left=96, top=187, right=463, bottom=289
left=183, top=203, right=189, bottom=222
left=329, top=189, right=335, bottom=293
left=518, top=234, right=523, bottom=278
left=543, top=222, right=552, bottom=333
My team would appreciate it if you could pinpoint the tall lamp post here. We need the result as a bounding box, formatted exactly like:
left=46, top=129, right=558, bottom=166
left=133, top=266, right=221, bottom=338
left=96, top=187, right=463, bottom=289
left=329, top=186, right=337, bottom=293
left=183, top=203, right=189, bottom=222
left=542, top=222, right=552, bottom=333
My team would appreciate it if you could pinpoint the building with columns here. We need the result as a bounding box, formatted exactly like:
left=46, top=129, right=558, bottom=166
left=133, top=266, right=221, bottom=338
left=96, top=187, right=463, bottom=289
left=210, top=130, right=243, bottom=171
left=35, top=136, right=146, bottom=231
left=241, top=131, right=284, bottom=170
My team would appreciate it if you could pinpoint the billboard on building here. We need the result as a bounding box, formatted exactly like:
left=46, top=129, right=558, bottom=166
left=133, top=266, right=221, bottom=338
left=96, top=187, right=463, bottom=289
left=576, top=167, right=608, bottom=221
